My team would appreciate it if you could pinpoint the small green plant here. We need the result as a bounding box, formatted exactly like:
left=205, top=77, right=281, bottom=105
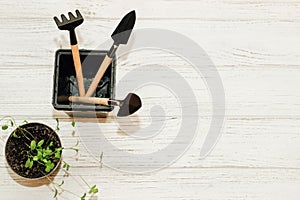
left=80, top=176, right=99, bottom=200
left=1, top=117, right=99, bottom=199
left=24, top=139, right=62, bottom=173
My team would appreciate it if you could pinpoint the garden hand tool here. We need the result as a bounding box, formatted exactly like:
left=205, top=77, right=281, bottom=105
left=54, top=10, right=85, bottom=96
left=69, top=93, right=142, bottom=117
left=85, top=10, right=136, bottom=97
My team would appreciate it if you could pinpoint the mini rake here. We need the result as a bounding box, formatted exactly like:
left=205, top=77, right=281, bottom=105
left=54, top=10, right=85, bottom=96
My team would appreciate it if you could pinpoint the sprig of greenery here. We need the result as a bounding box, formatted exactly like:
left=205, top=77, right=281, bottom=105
left=24, top=139, right=62, bottom=173
left=64, top=140, right=79, bottom=154
left=2, top=124, right=8, bottom=130
left=63, top=161, right=70, bottom=171
left=1, top=117, right=99, bottom=200
left=0, top=116, right=15, bottom=131
left=80, top=176, right=99, bottom=200
left=12, top=132, right=20, bottom=138
left=55, top=118, right=60, bottom=131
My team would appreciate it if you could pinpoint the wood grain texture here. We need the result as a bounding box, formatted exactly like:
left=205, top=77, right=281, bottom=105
left=1, top=0, right=300, bottom=199
left=85, top=55, right=113, bottom=97
left=71, top=44, right=85, bottom=96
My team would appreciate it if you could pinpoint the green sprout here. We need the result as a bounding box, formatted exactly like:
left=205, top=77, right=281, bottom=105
left=12, top=132, right=20, bottom=138
left=24, top=139, right=62, bottom=173
left=0, top=116, right=16, bottom=132
left=89, top=185, right=99, bottom=194
left=55, top=118, right=60, bottom=131
left=1, top=117, right=99, bottom=200
left=81, top=193, right=87, bottom=200
left=2, top=125, right=8, bottom=130
left=63, top=161, right=70, bottom=171
left=80, top=176, right=99, bottom=199
left=25, top=158, right=33, bottom=168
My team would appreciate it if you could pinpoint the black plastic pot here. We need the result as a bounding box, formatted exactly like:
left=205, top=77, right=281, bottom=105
left=52, top=49, right=116, bottom=112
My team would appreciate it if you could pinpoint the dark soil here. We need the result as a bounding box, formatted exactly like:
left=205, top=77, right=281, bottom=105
left=5, top=123, right=62, bottom=179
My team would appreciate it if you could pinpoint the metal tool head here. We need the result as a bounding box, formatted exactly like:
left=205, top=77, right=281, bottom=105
left=118, top=93, right=142, bottom=117
left=111, top=10, right=136, bottom=45
left=54, top=10, right=84, bottom=30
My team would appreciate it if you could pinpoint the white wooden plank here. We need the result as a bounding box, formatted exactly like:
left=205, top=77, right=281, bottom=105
left=0, top=64, right=300, bottom=117
left=1, top=118, right=300, bottom=170
left=1, top=0, right=300, bottom=21
left=1, top=166, right=300, bottom=200
left=1, top=20, right=300, bottom=68
left=1, top=0, right=300, bottom=199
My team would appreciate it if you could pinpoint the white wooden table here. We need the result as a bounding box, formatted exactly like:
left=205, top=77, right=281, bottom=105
left=1, top=0, right=300, bottom=199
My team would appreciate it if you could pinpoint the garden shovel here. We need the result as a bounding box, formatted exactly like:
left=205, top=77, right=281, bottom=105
left=85, top=10, right=136, bottom=97
left=69, top=93, right=142, bottom=117
left=54, top=10, right=85, bottom=96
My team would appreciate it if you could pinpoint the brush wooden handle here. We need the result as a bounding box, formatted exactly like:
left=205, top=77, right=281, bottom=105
left=69, top=96, right=110, bottom=106
left=85, top=55, right=113, bottom=97
left=71, top=44, right=85, bottom=96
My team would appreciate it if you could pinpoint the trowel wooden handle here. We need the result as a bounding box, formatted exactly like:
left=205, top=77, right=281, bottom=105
left=71, top=44, right=85, bottom=96
left=69, top=96, right=110, bottom=106
left=85, top=55, right=112, bottom=97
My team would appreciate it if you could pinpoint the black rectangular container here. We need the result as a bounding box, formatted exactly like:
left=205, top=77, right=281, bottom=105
left=52, top=49, right=116, bottom=112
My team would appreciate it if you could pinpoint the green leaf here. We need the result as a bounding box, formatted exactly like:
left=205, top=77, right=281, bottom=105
left=55, top=118, right=60, bottom=131
left=45, top=166, right=51, bottom=173
left=44, top=149, right=52, bottom=156
left=81, top=193, right=86, bottom=200
left=72, top=121, right=75, bottom=127
left=53, top=188, right=58, bottom=198
left=25, top=158, right=31, bottom=168
left=2, top=125, right=8, bottom=130
left=30, top=140, right=36, bottom=151
left=58, top=180, right=64, bottom=187
left=10, top=120, right=14, bottom=127
left=45, top=161, right=54, bottom=173
left=33, top=156, right=38, bottom=161
left=29, top=160, right=34, bottom=168
left=12, top=132, right=20, bottom=139
left=37, top=150, right=43, bottom=159
left=99, top=152, right=103, bottom=162
left=37, top=140, right=44, bottom=147
left=63, top=161, right=70, bottom=171
left=55, top=151, right=61, bottom=159
left=89, top=185, right=99, bottom=194
left=49, top=141, right=54, bottom=147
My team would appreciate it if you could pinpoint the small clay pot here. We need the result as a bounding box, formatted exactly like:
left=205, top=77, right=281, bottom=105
left=5, top=123, right=62, bottom=179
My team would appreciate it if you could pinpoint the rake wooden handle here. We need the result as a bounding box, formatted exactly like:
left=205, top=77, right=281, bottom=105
left=69, top=96, right=110, bottom=106
left=71, top=44, right=85, bottom=96
left=85, top=55, right=113, bottom=97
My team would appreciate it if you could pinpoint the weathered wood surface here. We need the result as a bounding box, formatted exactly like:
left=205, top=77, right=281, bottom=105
left=1, top=0, right=300, bottom=199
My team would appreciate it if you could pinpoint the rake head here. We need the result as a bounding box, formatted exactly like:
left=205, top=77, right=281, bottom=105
left=54, top=10, right=84, bottom=31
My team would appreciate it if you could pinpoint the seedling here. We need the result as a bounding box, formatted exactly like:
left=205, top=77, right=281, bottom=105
left=24, top=138, right=62, bottom=173
left=1, top=117, right=99, bottom=199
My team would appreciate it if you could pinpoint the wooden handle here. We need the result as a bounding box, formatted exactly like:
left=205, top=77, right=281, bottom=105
left=69, top=96, right=110, bottom=106
left=85, top=55, right=113, bottom=97
left=71, top=44, right=85, bottom=96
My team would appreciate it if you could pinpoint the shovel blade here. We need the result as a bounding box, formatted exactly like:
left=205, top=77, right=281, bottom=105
left=111, top=10, right=136, bottom=45
left=117, top=93, right=142, bottom=117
